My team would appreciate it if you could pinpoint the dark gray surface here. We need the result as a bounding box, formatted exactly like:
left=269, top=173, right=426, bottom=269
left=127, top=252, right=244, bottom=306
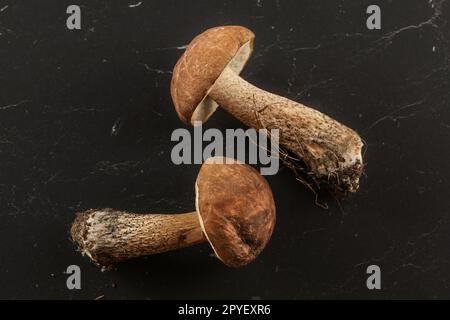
left=1, top=0, right=449, bottom=299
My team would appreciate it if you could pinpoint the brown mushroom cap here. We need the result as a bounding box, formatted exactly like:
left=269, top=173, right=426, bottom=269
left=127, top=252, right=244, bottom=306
left=195, top=157, right=276, bottom=267
left=171, top=26, right=255, bottom=125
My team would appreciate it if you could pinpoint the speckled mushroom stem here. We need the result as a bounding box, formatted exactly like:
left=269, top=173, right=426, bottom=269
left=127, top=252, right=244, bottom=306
left=209, top=67, right=364, bottom=194
left=71, top=209, right=205, bottom=268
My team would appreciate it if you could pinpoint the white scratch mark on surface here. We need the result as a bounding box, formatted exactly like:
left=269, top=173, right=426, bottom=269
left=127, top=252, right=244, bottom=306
left=140, top=63, right=172, bottom=75
left=289, top=44, right=321, bottom=52
left=0, top=100, right=31, bottom=111
left=129, top=2, right=142, bottom=8
left=154, top=45, right=188, bottom=51
left=367, top=99, right=426, bottom=130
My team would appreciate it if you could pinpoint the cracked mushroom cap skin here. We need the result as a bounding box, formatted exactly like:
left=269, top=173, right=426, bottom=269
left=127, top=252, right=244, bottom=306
left=171, top=26, right=255, bottom=125
left=195, top=157, right=276, bottom=267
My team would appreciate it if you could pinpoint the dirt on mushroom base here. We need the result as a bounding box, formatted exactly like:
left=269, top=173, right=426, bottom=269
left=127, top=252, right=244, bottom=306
left=278, top=145, right=364, bottom=203
left=252, top=105, right=364, bottom=199
left=70, top=209, right=121, bottom=270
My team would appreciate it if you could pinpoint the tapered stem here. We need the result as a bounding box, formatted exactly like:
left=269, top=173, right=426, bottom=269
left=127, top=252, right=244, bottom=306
left=209, top=66, right=363, bottom=194
left=71, top=209, right=205, bottom=267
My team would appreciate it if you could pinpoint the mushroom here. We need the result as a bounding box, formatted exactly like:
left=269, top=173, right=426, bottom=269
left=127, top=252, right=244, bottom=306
left=171, top=26, right=364, bottom=195
left=70, top=157, right=276, bottom=268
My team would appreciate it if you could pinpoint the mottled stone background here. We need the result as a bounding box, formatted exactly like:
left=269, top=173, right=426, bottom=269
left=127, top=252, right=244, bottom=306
left=0, top=0, right=449, bottom=299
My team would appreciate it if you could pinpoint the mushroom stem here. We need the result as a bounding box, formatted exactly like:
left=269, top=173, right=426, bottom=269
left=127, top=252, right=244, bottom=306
left=71, top=209, right=205, bottom=267
left=208, top=66, right=364, bottom=194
